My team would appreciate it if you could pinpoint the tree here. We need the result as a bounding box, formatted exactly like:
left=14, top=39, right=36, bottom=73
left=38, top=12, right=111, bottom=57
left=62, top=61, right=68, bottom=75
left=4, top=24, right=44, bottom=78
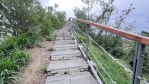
left=141, top=30, right=149, bottom=37
left=1, top=0, right=36, bottom=35
left=74, top=0, right=136, bottom=58
left=53, top=3, right=59, bottom=15
left=0, top=0, right=67, bottom=37
left=55, top=11, right=67, bottom=27
left=47, top=6, right=53, bottom=13
left=82, top=0, right=98, bottom=20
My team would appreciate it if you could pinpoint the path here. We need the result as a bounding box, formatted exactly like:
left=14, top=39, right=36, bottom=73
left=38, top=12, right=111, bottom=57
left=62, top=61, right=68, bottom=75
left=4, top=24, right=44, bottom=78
left=20, top=41, right=53, bottom=84
left=45, top=27, right=98, bottom=84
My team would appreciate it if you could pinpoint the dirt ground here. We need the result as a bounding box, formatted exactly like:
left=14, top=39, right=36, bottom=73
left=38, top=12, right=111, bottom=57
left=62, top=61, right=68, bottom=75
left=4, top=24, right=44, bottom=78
left=20, top=40, right=54, bottom=84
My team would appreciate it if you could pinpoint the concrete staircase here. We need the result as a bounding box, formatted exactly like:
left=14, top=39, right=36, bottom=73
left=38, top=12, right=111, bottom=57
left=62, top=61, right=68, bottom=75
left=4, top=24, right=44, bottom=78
left=45, top=27, right=98, bottom=84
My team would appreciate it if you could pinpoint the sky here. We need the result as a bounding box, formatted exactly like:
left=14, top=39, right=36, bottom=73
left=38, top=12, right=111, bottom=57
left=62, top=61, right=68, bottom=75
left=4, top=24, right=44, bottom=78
left=39, top=0, right=149, bottom=32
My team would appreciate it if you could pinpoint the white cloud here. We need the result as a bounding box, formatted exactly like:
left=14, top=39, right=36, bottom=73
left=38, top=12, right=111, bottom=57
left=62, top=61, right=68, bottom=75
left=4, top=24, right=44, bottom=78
left=39, top=0, right=87, bottom=18
left=39, top=0, right=149, bottom=32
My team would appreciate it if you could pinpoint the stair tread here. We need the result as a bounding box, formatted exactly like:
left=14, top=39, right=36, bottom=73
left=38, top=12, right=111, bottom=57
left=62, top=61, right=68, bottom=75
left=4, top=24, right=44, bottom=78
left=45, top=72, right=98, bottom=84
left=53, top=44, right=77, bottom=48
left=50, top=50, right=81, bottom=56
left=47, top=59, right=88, bottom=71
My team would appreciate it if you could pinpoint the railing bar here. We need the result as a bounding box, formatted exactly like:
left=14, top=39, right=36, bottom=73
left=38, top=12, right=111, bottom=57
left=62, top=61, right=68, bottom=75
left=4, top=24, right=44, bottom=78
left=74, top=25, right=116, bottom=83
left=72, top=19, right=149, bottom=84
left=87, top=59, right=103, bottom=84
left=74, top=24, right=148, bottom=83
left=73, top=23, right=130, bottom=79
left=88, top=34, right=133, bottom=73
left=82, top=48, right=108, bottom=84
left=75, top=25, right=149, bottom=84
left=140, top=77, right=149, bottom=84
left=88, top=48, right=116, bottom=83
left=77, top=34, right=115, bottom=83
left=72, top=18, right=149, bottom=45
left=96, top=68, right=108, bottom=84
left=71, top=30, right=103, bottom=84
left=75, top=28, right=108, bottom=84
left=72, top=28, right=103, bottom=84
left=75, top=31, right=86, bottom=46
left=75, top=25, right=131, bottom=71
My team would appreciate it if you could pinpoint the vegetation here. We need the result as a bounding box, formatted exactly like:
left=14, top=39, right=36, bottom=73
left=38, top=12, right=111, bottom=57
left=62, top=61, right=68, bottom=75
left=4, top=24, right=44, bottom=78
left=39, top=66, right=47, bottom=73
left=46, top=30, right=56, bottom=41
left=125, top=31, right=149, bottom=80
left=0, top=0, right=66, bottom=83
left=48, top=47, right=53, bottom=51
left=73, top=0, right=149, bottom=82
left=77, top=33, right=131, bottom=84
left=74, top=0, right=136, bottom=58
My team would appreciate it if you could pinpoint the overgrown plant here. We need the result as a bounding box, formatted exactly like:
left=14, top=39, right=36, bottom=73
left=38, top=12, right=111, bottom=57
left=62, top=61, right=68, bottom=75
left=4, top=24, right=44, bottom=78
left=0, top=0, right=67, bottom=83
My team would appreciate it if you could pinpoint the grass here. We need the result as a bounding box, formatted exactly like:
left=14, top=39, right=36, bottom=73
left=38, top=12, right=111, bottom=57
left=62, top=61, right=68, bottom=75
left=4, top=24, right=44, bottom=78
left=0, top=49, right=30, bottom=84
left=89, top=44, right=131, bottom=84
left=0, top=28, right=58, bottom=84
left=46, top=31, right=56, bottom=41
left=0, top=34, right=37, bottom=84
left=118, top=59, right=131, bottom=69
left=36, top=41, right=44, bottom=48
left=39, top=66, right=47, bottom=73
left=46, top=36, right=53, bottom=41
left=78, top=33, right=131, bottom=84
left=48, top=47, right=53, bottom=51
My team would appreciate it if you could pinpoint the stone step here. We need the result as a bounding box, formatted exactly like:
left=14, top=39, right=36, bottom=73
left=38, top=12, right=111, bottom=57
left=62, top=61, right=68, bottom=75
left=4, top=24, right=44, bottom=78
left=57, top=31, right=70, bottom=34
left=50, top=50, right=82, bottom=61
left=56, top=33, right=71, bottom=37
left=53, top=44, right=78, bottom=51
left=54, top=40, right=75, bottom=45
left=47, top=59, right=88, bottom=76
left=45, top=72, right=98, bottom=84
left=55, top=37, right=74, bottom=40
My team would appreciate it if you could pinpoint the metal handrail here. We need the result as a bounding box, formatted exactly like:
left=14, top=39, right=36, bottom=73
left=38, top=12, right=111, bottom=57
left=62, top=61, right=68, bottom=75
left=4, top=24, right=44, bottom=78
left=72, top=17, right=149, bottom=45
left=72, top=32, right=103, bottom=84
left=68, top=17, right=148, bottom=84
left=74, top=22, right=149, bottom=84
left=75, top=25, right=130, bottom=72
left=73, top=25, right=115, bottom=84
left=74, top=25, right=149, bottom=84
left=73, top=28, right=110, bottom=84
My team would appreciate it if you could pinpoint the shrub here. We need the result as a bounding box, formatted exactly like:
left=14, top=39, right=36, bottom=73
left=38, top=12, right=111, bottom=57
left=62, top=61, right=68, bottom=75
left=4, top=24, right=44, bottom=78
left=46, top=36, right=53, bottom=41
left=13, top=49, right=30, bottom=66
left=0, top=35, right=30, bottom=84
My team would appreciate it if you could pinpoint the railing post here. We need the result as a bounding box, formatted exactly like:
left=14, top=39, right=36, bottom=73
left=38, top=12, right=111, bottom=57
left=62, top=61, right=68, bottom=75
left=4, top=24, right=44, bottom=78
left=72, top=19, right=74, bottom=36
left=76, top=21, right=79, bottom=42
left=76, top=21, right=79, bottom=35
left=132, top=43, right=146, bottom=84
left=86, top=24, right=90, bottom=60
left=68, top=18, right=71, bottom=31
